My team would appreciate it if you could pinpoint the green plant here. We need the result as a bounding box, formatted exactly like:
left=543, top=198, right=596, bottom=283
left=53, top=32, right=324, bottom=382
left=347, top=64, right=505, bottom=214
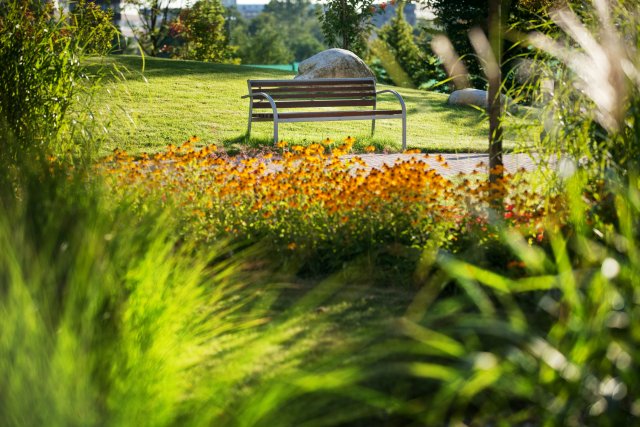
left=523, top=0, right=640, bottom=175
left=377, top=1, right=444, bottom=89
left=318, top=0, right=378, bottom=57
left=0, top=0, right=116, bottom=163
left=261, top=0, right=327, bottom=62
left=125, top=0, right=178, bottom=56
left=70, top=0, right=120, bottom=55
left=384, top=2, right=640, bottom=424
left=172, top=0, right=236, bottom=63
left=236, top=13, right=294, bottom=64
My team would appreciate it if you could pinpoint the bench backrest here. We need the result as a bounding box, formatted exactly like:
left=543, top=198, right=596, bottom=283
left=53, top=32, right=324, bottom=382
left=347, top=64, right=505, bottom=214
left=247, top=78, right=376, bottom=110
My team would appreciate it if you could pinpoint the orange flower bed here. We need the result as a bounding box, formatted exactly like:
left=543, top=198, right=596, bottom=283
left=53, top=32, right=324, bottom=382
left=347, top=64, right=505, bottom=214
left=100, top=137, right=558, bottom=273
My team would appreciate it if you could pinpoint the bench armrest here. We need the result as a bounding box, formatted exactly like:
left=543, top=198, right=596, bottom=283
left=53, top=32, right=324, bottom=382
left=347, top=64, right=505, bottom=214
left=242, top=92, right=279, bottom=119
left=375, top=89, right=407, bottom=114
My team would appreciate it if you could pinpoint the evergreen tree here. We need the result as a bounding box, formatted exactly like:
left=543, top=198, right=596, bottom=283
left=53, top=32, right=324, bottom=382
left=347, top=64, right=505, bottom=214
left=378, top=2, right=442, bottom=89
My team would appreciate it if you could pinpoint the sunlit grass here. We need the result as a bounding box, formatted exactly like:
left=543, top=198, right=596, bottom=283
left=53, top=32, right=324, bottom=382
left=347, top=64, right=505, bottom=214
left=88, top=55, right=537, bottom=155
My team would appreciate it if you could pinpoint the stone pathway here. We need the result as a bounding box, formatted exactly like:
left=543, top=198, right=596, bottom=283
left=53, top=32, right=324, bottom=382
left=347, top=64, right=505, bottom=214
left=345, top=153, right=544, bottom=176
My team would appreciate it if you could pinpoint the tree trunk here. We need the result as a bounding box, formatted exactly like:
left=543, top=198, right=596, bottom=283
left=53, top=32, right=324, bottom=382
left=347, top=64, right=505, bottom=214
left=487, top=0, right=504, bottom=197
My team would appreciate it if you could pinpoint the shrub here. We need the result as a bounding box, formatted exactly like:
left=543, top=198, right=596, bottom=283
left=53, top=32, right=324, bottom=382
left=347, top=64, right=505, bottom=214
left=172, top=0, right=236, bottom=63
left=382, top=2, right=640, bottom=424
left=0, top=0, right=116, bottom=163
left=70, top=0, right=120, bottom=55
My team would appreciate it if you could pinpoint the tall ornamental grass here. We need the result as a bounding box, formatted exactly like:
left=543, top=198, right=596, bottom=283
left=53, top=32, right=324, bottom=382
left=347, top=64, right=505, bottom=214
left=0, top=0, right=116, bottom=164
left=380, top=1, right=640, bottom=424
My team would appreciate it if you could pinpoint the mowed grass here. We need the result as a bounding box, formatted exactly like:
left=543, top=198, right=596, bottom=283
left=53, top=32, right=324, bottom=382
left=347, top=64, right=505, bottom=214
left=89, top=55, right=536, bottom=156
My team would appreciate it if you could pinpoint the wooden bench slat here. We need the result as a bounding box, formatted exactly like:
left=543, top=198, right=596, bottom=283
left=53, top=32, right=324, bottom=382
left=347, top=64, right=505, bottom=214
left=252, top=110, right=403, bottom=120
left=252, top=99, right=376, bottom=109
left=251, top=84, right=375, bottom=94
left=249, top=78, right=374, bottom=87
left=254, top=91, right=376, bottom=100
left=253, top=92, right=375, bottom=104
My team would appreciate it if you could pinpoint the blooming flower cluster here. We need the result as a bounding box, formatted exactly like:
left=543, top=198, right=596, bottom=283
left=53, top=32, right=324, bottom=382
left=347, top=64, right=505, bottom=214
left=100, top=136, right=560, bottom=272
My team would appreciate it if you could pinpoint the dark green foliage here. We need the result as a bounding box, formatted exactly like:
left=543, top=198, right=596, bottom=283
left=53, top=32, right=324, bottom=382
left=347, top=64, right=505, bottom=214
left=422, top=0, right=559, bottom=90
left=234, top=0, right=326, bottom=64
left=70, top=0, right=120, bottom=55
left=318, top=0, right=377, bottom=58
left=173, top=0, right=236, bottom=63
left=423, top=0, right=488, bottom=88
left=262, top=0, right=326, bottom=62
left=0, top=0, right=116, bottom=162
left=378, top=3, right=446, bottom=90
left=125, top=0, right=176, bottom=56
left=236, top=13, right=294, bottom=64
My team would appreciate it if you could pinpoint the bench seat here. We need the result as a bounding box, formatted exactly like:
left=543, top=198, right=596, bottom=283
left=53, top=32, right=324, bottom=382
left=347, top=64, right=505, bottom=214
left=251, top=109, right=404, bottom=122
left=243, top=78, right=407, bottom=149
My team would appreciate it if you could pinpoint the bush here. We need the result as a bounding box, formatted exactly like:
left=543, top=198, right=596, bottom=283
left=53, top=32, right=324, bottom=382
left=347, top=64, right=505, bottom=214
left=0, top=0, right=116, bottom=163
left=172, top=0, right=236, bottom=63
left=70, top=0, right=119, bottom=55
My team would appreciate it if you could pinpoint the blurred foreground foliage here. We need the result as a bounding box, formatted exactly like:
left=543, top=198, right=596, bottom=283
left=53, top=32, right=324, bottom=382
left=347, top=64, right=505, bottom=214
left=2, top=0, right=640, bottom=425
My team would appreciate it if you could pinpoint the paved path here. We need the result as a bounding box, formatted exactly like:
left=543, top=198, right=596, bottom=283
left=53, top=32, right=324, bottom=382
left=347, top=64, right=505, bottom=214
left=345, top=153, right=543, bottom=176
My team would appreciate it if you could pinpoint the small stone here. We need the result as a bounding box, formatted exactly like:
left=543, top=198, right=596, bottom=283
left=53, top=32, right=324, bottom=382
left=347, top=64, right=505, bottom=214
left=448, top=88, right=514, bottom=111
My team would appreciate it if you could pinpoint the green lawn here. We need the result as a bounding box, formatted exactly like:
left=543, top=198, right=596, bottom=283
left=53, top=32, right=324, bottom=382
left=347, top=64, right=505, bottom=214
left=89, top=55, right=536, bottom=155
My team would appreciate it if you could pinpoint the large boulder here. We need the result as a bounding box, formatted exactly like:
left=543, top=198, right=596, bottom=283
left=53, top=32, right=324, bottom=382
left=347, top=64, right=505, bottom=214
left=448, top=88, right=516, bottom=111
left=295, top=48, right=375, bottom=80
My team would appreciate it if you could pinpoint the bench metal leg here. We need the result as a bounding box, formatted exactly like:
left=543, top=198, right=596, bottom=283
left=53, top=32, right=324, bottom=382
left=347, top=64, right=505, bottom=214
left=371, top=99, right=376, bottom=136
left=402, top=113, right=407, bottom=150
left=273, top=119, right=278, bottom=144
left=247, top=103, right=253, bottom=141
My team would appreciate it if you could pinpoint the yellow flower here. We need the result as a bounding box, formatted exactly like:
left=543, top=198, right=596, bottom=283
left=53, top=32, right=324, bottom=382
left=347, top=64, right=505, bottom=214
left=322, top=137, right=334, bottom=145
left=276, top=140, right=288, bottom=148
left=343, top=136, right=356, bottom=144
left=364, top=145, right=376, bottom=153
left=287, top=242, right=297, bottom=250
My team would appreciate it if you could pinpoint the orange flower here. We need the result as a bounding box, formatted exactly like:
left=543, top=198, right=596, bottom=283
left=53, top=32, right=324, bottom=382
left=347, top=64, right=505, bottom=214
left=287, top=242, right=297, bottom=250
left=364, top=145, right=376, bottom=153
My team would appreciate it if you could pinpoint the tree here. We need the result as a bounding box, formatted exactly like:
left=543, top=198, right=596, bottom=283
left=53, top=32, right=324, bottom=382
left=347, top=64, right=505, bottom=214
left=318, top=0, right=377, bottom=57
left=173, top=0, right=235, bottom=62
left=236, top=14, right=293, bottom=64
left=125, top=0, right=179, bottom=56
left=421, top=0, right=558, bottom=89
left=263, top=0, right=326, bottom=62
left=378, top=1, right=443, bottom=88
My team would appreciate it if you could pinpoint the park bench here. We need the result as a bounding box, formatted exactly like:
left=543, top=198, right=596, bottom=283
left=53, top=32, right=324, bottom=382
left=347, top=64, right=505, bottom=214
left=242, top=78, right=407, bottom=149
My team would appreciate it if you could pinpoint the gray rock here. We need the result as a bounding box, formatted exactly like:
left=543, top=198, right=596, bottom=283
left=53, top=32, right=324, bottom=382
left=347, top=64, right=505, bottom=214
left=448, top=88, right=514, bottom=111
left=295, top=48, right=375, bottom=80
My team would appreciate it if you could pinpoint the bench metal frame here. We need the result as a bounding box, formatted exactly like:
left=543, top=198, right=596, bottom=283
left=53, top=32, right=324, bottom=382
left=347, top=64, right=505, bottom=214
left=242, top=78, right=407, bottom=150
